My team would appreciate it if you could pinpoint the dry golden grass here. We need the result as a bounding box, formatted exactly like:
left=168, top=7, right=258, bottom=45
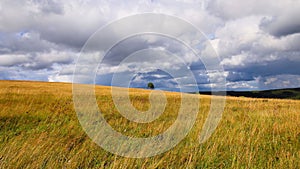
left=0, top=80, right=299, bottom=168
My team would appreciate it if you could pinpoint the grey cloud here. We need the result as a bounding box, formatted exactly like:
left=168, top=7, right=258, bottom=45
left=0, top=27, right=77, bottom=70
left=36, top=0, right=64, bottom=15
left=130, top=69, right=179, bottom=90
left=207, top=0, right=300, bottom=20
left=207, top=0, right=300, bottom=38
left=260, top=10, right=300, bottom=37
left=259, top=74, right=300, bottom=89
left=0, top=31, right=59, bottom=54
left=234, top=59, right=300, bottom=77
left=100, top=34, right=194, bottom=66
left=0, top=66, right=53, bottom=81
left=0, top=54, right=30, bottom=67
left=212, top=12, right=300, bottom=89
left=0, top=0, right=106, bottom=48
left=226, top=71, right=255, bottom=82
left=0, top=50, right=76, bottom=70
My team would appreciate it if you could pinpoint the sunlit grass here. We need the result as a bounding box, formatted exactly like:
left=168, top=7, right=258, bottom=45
left=0, top=80, right=299, bottom=168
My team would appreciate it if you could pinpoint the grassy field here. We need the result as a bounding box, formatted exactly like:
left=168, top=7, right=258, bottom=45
left=0, top=80, right=299, bottom=168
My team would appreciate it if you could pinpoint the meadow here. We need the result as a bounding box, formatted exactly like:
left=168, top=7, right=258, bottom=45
left=0, top=80, right=299, bottom=168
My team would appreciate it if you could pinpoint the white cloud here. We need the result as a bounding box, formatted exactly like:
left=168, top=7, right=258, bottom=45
left=221, top=54, right=247, bottom=67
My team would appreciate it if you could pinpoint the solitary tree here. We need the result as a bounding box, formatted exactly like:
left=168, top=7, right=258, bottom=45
left=147, top=82, right=155, bottom=89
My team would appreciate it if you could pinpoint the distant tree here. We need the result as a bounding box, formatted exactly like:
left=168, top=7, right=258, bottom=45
left=147, top=82, right=155, bottom=89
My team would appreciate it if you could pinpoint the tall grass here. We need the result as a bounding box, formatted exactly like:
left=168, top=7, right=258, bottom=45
left=0, top=80, right=299, bottom=168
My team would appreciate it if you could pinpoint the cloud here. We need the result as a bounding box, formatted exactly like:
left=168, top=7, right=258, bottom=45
left=207, top=0, right=300, bottom=20
left=226, top=71, right=254, bottom=82
left=259, top=75, right=300, bottom=89
left=0, top=50, right=76, bottom=70
left=37, top=0, right=64, bottom=15
left=0, top=31, right=60, bottom=54
left=0, top=66, right=54, bottom=81
left=260, top=9, right=300, bottom=37
left=0, top=54, right=30, bottom=67
left=211, top=13, right=300, bottom=89
left=0, top=0, right=221, bottom=49
left=130, top=69, right=179, bottom=90
left=0, top=0, right=299, bottom=91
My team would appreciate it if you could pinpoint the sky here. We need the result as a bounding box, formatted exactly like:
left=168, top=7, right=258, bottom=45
left=0, top=0, right=300, bottom=91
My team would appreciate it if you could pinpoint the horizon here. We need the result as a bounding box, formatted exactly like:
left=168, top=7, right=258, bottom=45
left=2, top=79, right=300, bottom=94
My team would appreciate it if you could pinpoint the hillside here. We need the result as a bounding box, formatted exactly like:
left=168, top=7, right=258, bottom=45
left=0, top=80, right=299, bottom=168
left=199, top=88, right=300, bottom=100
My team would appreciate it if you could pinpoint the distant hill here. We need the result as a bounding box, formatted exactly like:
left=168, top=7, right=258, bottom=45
left=199, top=88, right=300, bottom=100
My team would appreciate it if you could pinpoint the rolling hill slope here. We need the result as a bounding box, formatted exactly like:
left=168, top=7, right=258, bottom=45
left=0, top=80, right=299, bottom=168
left=200, top=88, right=300, bottom=100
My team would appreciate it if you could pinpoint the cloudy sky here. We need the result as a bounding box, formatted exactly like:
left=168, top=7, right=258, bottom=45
left=0, top=0, right=300, bottom=91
